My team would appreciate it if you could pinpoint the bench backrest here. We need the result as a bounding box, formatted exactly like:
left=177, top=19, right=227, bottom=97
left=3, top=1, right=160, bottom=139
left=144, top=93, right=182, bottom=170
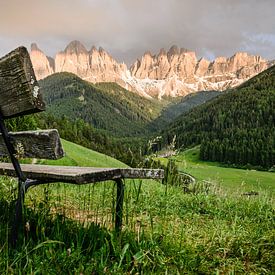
left=0, top=47, right=45, bottom=118
left=0, top=47, right=64, bottom=160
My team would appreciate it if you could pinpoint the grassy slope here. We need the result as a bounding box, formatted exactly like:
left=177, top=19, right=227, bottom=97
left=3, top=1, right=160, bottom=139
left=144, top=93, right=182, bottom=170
left=39, top=139, right=127, bottom=168
left=159, top=147, right=275, bottom=195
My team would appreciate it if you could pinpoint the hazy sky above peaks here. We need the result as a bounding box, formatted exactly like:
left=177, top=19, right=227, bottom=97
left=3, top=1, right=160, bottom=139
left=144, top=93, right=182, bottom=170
left=0, top=0, right=275, bottom=65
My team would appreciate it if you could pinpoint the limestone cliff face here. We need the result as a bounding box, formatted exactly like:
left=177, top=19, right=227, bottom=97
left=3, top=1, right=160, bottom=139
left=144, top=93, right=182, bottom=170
left=30, top=43, right=54, bottom=80
left=206, top=52, right=267, bottom=79
left=55, top=41, right=127, bottom=84
left=130, top=46, right=197, bottom=81
left=55, top=40, right=90, bottom=78
left=30, top=42, right=269, bottom=99
left=195, top=58, right=211, bottom=77
left=129, top=46, right=268, bottom=97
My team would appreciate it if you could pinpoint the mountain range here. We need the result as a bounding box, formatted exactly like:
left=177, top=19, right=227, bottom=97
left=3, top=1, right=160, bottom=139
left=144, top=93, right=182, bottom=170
left=30, top=41, right=269, bottom=99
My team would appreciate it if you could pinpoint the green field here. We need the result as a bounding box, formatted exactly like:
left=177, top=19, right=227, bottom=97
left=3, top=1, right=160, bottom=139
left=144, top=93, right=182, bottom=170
left=1, top=141, right=274, bottom=274
left=158, top=147, right=275, bottom=196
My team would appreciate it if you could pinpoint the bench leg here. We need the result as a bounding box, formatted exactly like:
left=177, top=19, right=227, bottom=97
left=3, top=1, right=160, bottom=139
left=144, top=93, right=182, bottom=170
left=11, top=181, right=25, bottom=247
left=115, top=179, right=124, bottom=232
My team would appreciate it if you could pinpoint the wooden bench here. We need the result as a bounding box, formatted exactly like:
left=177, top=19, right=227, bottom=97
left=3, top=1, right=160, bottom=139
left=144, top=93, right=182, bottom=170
left=0, top=47, right=164, bottom=245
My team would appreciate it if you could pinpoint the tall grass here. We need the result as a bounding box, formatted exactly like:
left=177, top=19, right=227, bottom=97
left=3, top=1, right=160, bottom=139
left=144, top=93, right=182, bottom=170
left=0, top=142, right=274, bottom=273
left=0, top=173, right=274, bottom=274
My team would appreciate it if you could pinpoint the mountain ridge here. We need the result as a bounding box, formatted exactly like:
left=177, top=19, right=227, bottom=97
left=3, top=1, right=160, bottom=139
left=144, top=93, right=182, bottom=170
left=30, top=41, right=270, bottom=99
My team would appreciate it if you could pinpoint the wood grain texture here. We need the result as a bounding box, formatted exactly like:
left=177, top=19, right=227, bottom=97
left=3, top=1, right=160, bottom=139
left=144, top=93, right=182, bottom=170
left=0, top=47, right=45, bottom=118
left=0, top=129, right=64, bottom=159
left=0, top=163, right=164, bottom=184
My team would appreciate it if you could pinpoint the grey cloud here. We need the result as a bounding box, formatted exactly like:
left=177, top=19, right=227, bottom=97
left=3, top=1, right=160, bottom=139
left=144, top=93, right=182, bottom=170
left=0, top=0, right=274, bottom=65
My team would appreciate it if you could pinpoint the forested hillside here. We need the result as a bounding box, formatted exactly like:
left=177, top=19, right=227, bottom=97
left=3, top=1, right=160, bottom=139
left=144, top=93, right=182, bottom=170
left=39, top=73, right=165, bottom=137
left=148, top=90, right=221, bottom=131
left=162, top=65, right=275, bottom=169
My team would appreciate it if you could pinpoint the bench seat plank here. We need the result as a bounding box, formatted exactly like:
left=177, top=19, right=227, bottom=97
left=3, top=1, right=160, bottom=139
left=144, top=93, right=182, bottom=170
left=0, top=163, right=164, bottom=184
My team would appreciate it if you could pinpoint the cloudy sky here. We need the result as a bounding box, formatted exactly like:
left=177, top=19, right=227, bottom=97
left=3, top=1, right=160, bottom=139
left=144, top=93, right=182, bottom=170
left=0, top=0, right=274, bottom=65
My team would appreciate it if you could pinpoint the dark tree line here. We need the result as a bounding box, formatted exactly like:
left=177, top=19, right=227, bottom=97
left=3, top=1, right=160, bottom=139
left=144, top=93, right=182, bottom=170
left=36, top=113, right=146, bottom=167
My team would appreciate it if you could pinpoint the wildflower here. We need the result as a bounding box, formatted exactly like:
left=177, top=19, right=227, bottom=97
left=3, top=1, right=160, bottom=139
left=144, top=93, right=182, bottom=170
left=67, top=248, right=71, bottom=256
left=14, top=142, right=25, bottom=159
left=25, top=221, right=30, bottom=232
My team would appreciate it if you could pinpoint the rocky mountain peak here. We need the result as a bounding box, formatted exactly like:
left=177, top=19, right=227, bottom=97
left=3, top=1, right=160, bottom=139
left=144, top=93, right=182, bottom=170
left=180, top=47, right=189, bottom=54
left=98, top=47, right=112, bottom=59
left=30, top=43, right=54, bottom=80
left=98, top=46, right=105, bottom=53
left=130, top=46, right=269, bottom=97
left=143, top=51, right=153, bottom=57
left=158, top=48, right=167, bottom=56
left=64, top=40, right=88, bottom=54
left=168, top=45, right=180, bottom=56
left=54, top=41, right=127, bottom=83
left=233, top=52, right=248, bottom=58
left=195, top=57, right=210, bottom=76
left=30, top=43, right=41, bottom=52
left=90, top=46, right=97, bottom=52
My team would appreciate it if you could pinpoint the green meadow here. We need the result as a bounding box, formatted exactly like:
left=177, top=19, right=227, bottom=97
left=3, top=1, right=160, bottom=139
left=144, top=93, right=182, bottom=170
left=39, top=139, right=127, bottom=168
left=158, top=147, right=275, bottom=196
left=0, top=141, right=274, bottom=274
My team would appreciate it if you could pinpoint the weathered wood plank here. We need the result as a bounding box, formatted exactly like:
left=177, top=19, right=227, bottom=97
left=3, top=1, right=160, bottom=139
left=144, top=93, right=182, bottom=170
left=0, top=129, right=64, bottom=159
left=0, top=164, right=164, bottom=184
left=0, top=47, right=45, bottom=118
left=120, top=168, right=164, bottom=179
